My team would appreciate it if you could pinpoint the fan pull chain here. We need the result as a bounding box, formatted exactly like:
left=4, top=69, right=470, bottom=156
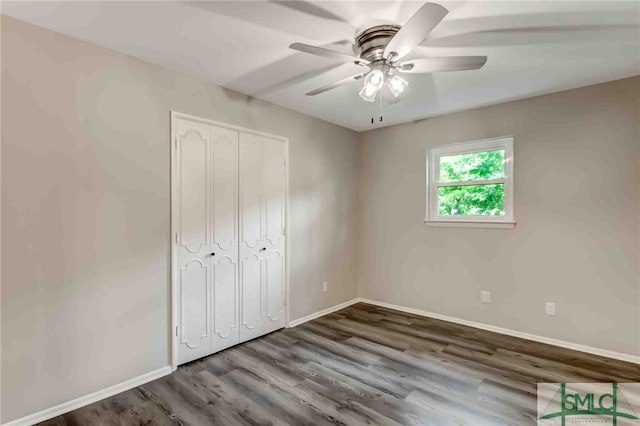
left=371, top=92, right=384, bottom=125
left=379, top=90, right=383, bottom=123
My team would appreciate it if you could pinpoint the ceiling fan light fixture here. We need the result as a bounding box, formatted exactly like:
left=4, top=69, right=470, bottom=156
left=387, top=74, right=409, bottom=98
left=359, top=68, right=385, bottom=102
left=359, top=84, right=378, bottom=102
left=365, top=69, right=385, bottom=89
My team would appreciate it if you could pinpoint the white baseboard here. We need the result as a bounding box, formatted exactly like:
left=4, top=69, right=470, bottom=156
left=358, top=298, right=640, bottom=365
left=288, top=298, right=360, bottom=328
left=2, top=366, right=172, bottom=426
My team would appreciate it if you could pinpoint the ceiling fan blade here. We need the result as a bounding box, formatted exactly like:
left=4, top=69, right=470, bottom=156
left=399, top=56, right=487, bottom=73
left=306, top=73, right=367, bottom=96
left=290, top=42, right=369, bottom=66
left=384, top=2, right=448, bottom=61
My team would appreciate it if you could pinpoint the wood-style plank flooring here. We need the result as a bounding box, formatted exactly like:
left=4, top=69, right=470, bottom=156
left=40, top=303, right=640, bottom=425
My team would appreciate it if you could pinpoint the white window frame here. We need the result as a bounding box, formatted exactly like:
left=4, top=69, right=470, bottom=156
left=425, top=136, right=515, bottom=229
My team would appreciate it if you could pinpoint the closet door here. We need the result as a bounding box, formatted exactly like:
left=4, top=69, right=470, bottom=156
left=210, top=126, right=240, bottom=353
left=263, top=137, right=286, bottom=334
left=239, top=133, right=266, bottom=341
left=239, top=133, right=286, bottom=342
left=174, top=114, right=286, bottom=365
left=176, top=120, right=213, bottom=364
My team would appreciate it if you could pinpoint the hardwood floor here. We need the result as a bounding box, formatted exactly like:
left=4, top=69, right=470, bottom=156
left=40, top=303, right=640, bottom=426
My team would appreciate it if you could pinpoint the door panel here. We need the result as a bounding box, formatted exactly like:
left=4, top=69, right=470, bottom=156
left=240, top=135, right=262, bottom=249
left=240, top=253, right=264, bottom=340
left=211, top=126, right=240, bottom=352
left=264, top=138, right=286, bottom=247
left=212, top=255, right=238, bottom=351
left=179, top=128, right=209, bottom=254
left=265, top=250, right=285, bottom=330
left=179, top=260, right=209, bottom=349
left=176, top=120, right=212, bottom=364
left=239, top=133, right=286, bottom=341
left=263, top=137, right=286, bottom=333
left=239, top=133, right=265, bottom=341
left=212, top=131, right=238, bottom=251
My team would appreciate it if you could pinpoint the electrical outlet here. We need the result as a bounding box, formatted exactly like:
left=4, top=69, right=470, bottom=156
left=481, top=291, right=491, bottom=304
left=545, top=302, right=556, bottom=316
left=322, top=282, right=328, bottom=293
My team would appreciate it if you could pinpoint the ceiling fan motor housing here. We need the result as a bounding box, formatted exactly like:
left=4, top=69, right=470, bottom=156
left=355, top=25, right=401, bottom=63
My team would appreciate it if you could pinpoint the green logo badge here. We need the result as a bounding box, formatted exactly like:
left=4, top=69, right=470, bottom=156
left=538, top=383, right=640, bottom=425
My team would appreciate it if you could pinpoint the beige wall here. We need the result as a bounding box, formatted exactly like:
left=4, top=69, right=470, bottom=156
left=0, top=16, right=359, bottom=423
left=357, top=76, right=640, bottom=357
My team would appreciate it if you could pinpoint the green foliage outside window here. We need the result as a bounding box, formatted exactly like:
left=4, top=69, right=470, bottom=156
left=438, top=150, right=505, bottom=216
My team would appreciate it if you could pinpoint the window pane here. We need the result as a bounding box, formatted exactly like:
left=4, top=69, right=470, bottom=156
left=438, top=184, right=505, bottom=216
left=439, top=149, right=505, bottom=182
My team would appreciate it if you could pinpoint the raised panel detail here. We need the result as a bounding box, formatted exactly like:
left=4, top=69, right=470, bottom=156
left=241, top=254, right=262, bottom=330
left=266, top=251, right=284, bottom=322
left=240, top=136, right=263, bottom=248
left=212, top=133, right=238, bottom=250
left=180, top=260, right=209, bottom=349
left=213, top=256, right=237, bottom=338
left=179, top=129, right=208, bottom=253
left=264, top=139, right=285, bottom=246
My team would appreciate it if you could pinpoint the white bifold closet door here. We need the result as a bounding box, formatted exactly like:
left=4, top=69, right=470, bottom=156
left=175, top=117, right=285, bottom=366
left=239, top=132, right=287, bottom=342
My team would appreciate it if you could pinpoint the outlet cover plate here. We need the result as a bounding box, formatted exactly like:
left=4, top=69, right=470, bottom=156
left=545, top=302, right=556, bottom=316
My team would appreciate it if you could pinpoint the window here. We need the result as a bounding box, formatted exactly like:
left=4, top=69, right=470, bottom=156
left=426, top=137, right=514, bottom=228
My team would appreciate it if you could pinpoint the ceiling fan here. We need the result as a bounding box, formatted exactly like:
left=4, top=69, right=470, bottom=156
left=289, top=2, right=487, bottom=102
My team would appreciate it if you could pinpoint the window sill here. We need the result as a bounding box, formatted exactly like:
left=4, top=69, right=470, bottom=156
left=424, top=220, right=516, bottom=229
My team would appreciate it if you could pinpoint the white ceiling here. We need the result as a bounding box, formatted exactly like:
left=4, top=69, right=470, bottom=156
left=3, top=1, right=639, bottom=131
